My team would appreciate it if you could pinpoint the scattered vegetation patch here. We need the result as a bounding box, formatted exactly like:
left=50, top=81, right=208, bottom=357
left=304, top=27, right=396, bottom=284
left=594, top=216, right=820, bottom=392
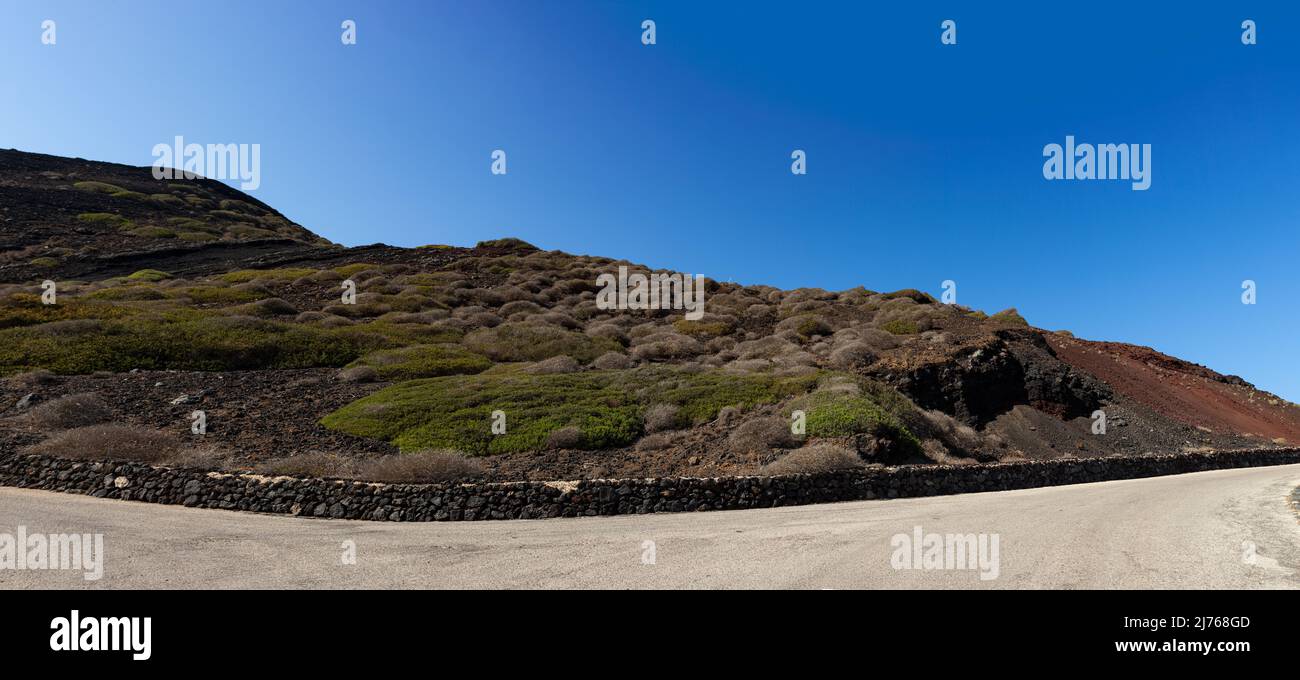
left=880, top=318, right=919, bottom=335
left=77, top=212, right=132, bottom=229
left=990, top=308, right=1029, bottom=326
left=126, top=269, right=171, bottom=282
left=26, top=393, right=113, bottom=429
left=463, top=322, right=619, bottom=363
left=221, top=268, right=319, bottom=284
left=24, top=424, right=179, bottom=463
left=322, top=367, right=818, bottom=455
left=346, top=344, right=492, bottom=380
left=72, top=181, right=128, bottom=195
left=785, top=384, right=922, bottom=455
left=0, top=314, right=363, bottom=374
left=0, top=294, right=136, bottom=329
left=357, top=450, right=484, bottom=483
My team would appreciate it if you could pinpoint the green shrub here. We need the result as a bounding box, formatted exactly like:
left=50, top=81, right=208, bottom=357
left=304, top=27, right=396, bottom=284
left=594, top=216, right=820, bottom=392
left=334, top=263, right=377, bottom=277
left=475, top=237, right=538, bottom=251
left=29, top=257, right=57, bottom=268
left=179, top=286, right=266, bottom=304
left=127, top=269, right=171, bottom=282
left=72, top=181, right=127, bottom=194
left=990, top=308, right=1028, bottom=326
left=111, top=190, right=148, bottom=201
left=221, top=268, right=318, bottom=283
left=322, top=367, right=818, bottom=454
left=218, top=199, right=264, bottom=214
left=126, top=227, right=176, bottom=238
left=84, top=286, right=169, bottom=301
left=178, top=231, right=218, bottom=242
left=346, top=344, right=492, bottom=380
left=77, top=212, right=132, bottom=229
left=149, top=194, right=186, bottom=207
left=882, top=289, right=937, bottom=304
left=785, top=388, right=922, bottom=456
left=880, top=318, right=919, bottom=335
left=166, top=217, right=218, bottom=231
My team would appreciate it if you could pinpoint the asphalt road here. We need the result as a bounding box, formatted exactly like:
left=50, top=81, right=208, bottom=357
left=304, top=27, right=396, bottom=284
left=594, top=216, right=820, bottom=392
left=3, top=464, right=1298, bottom=589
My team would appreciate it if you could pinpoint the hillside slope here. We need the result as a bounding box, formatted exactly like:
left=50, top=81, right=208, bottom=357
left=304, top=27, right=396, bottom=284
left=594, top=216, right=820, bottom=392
left=1, top=149, right=1296, bottom=483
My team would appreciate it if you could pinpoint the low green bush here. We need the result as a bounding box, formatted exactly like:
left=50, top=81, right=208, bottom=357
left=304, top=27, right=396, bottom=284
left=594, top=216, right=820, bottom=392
left=990, top=308, right=1028, bottom=326
left=221, top=267, right=318, bottom=283
left=880, top=318, right=919, bottom=335
left=345, top=344, right=492, bottom=380
left=77, top=212, right=132, bottom=229
left=127, top=269, right=171, bottom=282
left=72, top=181, right=127, bottom=194
left=785, top=387, right=922, bottom=456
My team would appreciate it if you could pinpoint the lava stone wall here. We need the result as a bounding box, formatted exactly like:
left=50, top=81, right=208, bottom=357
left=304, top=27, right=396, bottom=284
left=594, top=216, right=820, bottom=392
left=2, top=448, right=1299, bottom=521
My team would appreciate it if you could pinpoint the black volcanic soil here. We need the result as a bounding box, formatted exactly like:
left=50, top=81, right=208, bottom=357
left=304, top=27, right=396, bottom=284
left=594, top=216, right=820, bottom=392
left=0, top=369, right=395, bottom=463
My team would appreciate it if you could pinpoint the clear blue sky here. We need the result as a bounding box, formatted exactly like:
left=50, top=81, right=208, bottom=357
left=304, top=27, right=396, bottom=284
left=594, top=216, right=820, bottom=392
left=2, top=1, right=1298, bottom=400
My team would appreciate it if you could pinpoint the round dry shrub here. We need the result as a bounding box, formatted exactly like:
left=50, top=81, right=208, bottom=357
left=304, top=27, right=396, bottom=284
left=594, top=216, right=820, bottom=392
left=585, top=323, right=628, bottom=345
left=716, top=405, right=741, bottom=426
left=524, top=355, right=581, bottom=374
left=726, top=358, right=772, bottom=373
left=250, top=297, right=298, bottom=316
left=257, top=452, right=358, bottom=479
left=27, top=393, right=113, bottom=430
left=760, top=444, right=863, bottom=476
left=630, top=332, right=705, bottom=361
left=545, top=426, right=583, bottom=450
left=337, top=366, right=379, bottom=383
left=499, top=300, right=544, bottom=317
left=465, top=311, right=503, bottom=328
left=592, top=351, right=634, bottom=370
left=535, top=312, right=580, bottom=330
left=355, top=450, right=483, bottom=484
left=307, top=270, right=345, bottom=283
left=8, top=369, right=57, bottom=388
left=452, top=305, right=490, bottom=319
left=735, top=336, right=798, bottom=360
left=635, top=432, right=676, bottom=451
left=464, top=322, right=614, bottom=363
left=316, top=314, right=355, bottom=328
left=728, top=416, right=798, bottom=455
left=776, top=314, right=833, bottom=339
left=829, top=341, right=879, bottom=370
left=25, top=424, right=178, bottom=463
left=643, top=403, right=681, bottom=433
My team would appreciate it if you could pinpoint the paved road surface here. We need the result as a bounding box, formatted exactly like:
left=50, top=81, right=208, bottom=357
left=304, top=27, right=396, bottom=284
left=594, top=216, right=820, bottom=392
left=2, top=464, right=1298, bottom=589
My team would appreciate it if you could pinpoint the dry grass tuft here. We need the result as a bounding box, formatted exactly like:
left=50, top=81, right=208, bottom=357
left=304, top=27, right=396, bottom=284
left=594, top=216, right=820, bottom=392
left=760, top=444, right=863, bottom=475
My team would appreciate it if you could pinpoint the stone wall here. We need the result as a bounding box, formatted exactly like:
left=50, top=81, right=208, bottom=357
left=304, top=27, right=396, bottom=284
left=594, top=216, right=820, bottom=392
left=2, top=448, right=1299, bottom=521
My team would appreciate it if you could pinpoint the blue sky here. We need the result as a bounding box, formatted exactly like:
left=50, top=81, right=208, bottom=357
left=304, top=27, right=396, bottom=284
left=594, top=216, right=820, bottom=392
left=2, top=1, right=1298, bottom=399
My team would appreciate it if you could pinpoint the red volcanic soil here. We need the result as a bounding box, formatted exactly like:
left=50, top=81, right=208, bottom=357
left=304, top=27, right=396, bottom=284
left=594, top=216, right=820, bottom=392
left=1047, top=335, right=1300, bottom=443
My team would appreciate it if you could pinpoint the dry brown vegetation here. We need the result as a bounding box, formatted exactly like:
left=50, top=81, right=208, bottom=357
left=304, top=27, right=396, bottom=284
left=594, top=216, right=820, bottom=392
left=760, top=444, right=864, bottom=475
